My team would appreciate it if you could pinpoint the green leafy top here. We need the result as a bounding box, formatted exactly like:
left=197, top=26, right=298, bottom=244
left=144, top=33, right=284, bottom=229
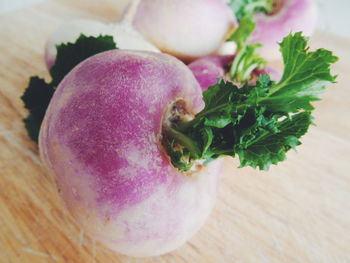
left=21, top=34, right=118, bottom=142
left=164, top=33, right=337, bottom=171
left=21, top=33, right=337, bottom=173
left=249, top=32, right=338, bottom=113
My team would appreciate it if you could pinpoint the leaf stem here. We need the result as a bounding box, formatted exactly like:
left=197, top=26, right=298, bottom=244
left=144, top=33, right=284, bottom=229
left=166, top=126, right=201, bottom=159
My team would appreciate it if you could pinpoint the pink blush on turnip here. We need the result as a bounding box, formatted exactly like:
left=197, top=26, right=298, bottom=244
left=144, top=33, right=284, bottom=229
left=250, top=0, right=317, bottom=59
left=188, top=55, right=233, bottom=90
left=188, top=55, right=282, bottom=91
left=39, top=50, right=223, bottom=257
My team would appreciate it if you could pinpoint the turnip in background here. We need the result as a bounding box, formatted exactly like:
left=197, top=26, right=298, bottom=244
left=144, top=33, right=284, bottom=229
left=189, top=55, right=281, bottom=91
left=45, top=19, right=159, bottom=69
left=250, top=0, right=317, bottom=59
left=39, top=50, right=222, bottom=257
left=188, top=55, right=233, bottom=90
left=224, top=0, right=317, bottom=59
left=131, top=0, right=237, bottom=62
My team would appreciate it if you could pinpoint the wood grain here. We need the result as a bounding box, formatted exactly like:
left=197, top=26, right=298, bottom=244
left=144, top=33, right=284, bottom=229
left=0, top=1, right=349, bottom=262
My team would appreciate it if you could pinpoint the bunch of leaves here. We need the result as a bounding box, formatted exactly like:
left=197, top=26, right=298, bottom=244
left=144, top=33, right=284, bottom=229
left=165, top=33, right=338, bottom=171
left=21, top=35, right=118, bottom=142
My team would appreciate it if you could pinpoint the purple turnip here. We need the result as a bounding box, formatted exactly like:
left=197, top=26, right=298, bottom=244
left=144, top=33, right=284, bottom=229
left=39, top=50, right=222, bottom=257
left=189, top=55, right=281, bottom=90
left=37, top=32, right=337, bottom=257
left=188, top=55, right=233, bottom=90
left=250, top=0, right=317, bottom=59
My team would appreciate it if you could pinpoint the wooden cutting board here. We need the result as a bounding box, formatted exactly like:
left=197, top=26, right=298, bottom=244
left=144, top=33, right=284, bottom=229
left=1, top=1, right=350, bottom=262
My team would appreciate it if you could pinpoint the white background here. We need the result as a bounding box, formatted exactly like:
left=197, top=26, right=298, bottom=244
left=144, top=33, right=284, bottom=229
left=0, top=0, right=349, bottom=39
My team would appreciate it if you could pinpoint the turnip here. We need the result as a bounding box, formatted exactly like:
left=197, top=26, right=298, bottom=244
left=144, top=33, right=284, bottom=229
left=248, top=0, right=318, bottom=59
left=45, top=18, right=159, bottom=69
left=39, top=50, right=222, bottom=257
left=38, top=33, right=336, bottom=257
left=128, top=0, right=316, bottom=61
left=130, top=0, right=237, bottom=61
left=189, top=55, right=281, bottom=91
left=188, top=55, right=233, bottom=90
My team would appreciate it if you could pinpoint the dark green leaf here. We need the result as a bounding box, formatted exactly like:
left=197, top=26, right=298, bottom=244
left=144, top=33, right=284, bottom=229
left=204, top=114, right=232, bottom=128
left=50, top=34, right=117, bottom=86
left=21, top=77, right=55, bottom=142
left=23, top=113, right=43, bottom=142
left=21, top=35, right=118, bottom=142
left=200, top=127, right=214, bottom=159
left=202, top=81, right=240, bottom=110
left=236, top=112, right=313, bottom=170
left=21, top=77, right=54, bottom=112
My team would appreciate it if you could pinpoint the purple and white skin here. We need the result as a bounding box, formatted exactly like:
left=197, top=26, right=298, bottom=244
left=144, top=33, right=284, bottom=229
left=188, top=55, right=233, bottom=90
left=250, top=0, right=318, bottom=59
left=39, top=50, right=223, bottom=257
left=189, top=55, right=282, bottom=91
left=44, top=19, right=159, bottom=69
left=130, top=0, right=237, bottom=62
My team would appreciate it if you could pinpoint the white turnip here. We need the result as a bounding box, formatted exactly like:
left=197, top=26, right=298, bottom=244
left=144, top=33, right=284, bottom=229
left=130, top=0, right=237, bottom=61
left=45, top=19, right=159, bottom=69
left=39, top=50, right=222, bottom=257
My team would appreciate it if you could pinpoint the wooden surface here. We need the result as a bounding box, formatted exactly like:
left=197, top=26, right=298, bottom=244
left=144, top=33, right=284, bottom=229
left=1, top=1, right=350, bottom=262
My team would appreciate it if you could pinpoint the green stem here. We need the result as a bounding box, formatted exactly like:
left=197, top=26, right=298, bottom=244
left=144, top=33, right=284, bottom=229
left=177, top=103, right=248, bottom=132
left=212, top=149, right=235, bottom=155
left=230, top=46, right=246, bottom=80
left=176, top=118, right=200, bottom=132
left=166, top=126, right=201, bottom=159
left=176, top=104, right=231, bottom=132
left=246, top=0, right=274, bottom=15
